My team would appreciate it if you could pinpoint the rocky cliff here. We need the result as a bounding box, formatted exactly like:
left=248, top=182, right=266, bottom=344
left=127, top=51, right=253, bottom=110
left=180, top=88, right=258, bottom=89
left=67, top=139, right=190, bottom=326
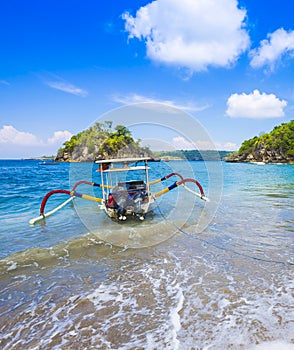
left=225, top=146, right=294, bottom=163
left=225, top=120, right=294, bottom=163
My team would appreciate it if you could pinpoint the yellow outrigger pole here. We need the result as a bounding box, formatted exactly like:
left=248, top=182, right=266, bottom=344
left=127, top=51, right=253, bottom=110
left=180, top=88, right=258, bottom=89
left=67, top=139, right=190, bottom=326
left=29, top=187, right=104, bottom=225
left=152, top=177, right=209, bottom=201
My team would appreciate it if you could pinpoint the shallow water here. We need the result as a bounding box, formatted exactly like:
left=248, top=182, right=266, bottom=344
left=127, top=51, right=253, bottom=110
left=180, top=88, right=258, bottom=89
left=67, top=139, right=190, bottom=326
left=0, top=160, right=293, bottom=349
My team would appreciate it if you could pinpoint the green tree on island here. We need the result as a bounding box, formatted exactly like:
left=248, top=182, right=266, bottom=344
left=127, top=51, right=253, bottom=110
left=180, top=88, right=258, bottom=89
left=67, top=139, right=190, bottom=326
left=56, top=122, right=152, bottom=162
left=226, top=120, right=294, bottom=163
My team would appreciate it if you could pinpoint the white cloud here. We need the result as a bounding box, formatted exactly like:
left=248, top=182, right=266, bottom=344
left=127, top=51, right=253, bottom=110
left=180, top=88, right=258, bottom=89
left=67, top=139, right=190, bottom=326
left=226, top=90, right=287, bottom=119
left=215, top=142, right=238, bottom=151
left=0, top=80, right=10, bottom=86
left=172, top=136, right=195, bottom=150
left=250, top=28, right=294, bottom=71
left=123, top=0, right=250, bottom=72
left=48, top=130, right=73, bottom=145
left=0, top=125, right=41, bottom=145
left=224, top=142, right=238, bottom=151
left=0, top=125, right=72, bottom=158
left=172, top=136, right=216, bottom=150
left=46, top=80, right=88, bottom=97
left=172, top=136, right=237, bottom=151
left=112, top=93, right=209, bottom=112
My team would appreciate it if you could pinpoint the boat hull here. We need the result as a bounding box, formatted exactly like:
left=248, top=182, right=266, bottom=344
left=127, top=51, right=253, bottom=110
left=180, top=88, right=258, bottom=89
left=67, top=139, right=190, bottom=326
left=103, top=199, right=150, bottom=221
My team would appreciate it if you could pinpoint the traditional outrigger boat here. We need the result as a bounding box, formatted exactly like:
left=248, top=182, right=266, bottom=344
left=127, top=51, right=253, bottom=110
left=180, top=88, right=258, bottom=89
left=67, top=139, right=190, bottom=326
left=29, top=157, right=208, bottom=225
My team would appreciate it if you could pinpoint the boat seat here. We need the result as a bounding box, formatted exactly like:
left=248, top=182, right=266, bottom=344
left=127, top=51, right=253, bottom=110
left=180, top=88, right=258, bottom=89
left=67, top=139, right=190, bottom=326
left=118, top=181, right=146, bottom=191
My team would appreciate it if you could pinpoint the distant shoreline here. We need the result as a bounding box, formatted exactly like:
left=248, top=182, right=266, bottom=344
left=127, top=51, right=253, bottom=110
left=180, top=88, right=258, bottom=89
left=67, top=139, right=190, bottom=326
left=24, top=156, right=55, bottom=161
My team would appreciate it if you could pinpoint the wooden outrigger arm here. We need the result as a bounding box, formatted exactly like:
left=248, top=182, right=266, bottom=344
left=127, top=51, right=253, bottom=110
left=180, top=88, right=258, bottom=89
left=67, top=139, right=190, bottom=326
left=149, top=172, right=184, bottom=185
left=153, top=177, right=209, bottom=202
left=71, top=180, right=113, bottom=192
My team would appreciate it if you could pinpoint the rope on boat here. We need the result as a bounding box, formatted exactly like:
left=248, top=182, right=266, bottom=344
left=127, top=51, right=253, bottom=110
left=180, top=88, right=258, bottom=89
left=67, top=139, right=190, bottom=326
left=153, top=178, right=208, bottom=201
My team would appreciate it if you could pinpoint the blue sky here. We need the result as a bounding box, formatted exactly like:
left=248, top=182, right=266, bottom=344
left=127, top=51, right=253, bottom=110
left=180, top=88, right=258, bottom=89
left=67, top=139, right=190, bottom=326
left=1, top=0, right=294, bottom=158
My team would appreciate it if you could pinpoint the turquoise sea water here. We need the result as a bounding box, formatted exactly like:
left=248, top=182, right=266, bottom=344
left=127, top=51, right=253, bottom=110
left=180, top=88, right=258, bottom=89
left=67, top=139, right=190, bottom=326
left=0, top=159, right=293, bottom=349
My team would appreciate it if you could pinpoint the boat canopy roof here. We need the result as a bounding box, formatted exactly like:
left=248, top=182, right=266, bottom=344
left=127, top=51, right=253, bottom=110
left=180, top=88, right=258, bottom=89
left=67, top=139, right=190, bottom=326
left=95, top=157, right=151, bottom=164
left=102, top=166, right=150, bottom=173
left=95, top=157, right=151, bottom=173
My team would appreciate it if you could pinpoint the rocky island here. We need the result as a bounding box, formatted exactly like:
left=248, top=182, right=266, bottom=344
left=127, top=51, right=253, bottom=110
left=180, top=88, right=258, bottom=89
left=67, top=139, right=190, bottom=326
left=55, top=121, right=152, bottom=162
left=225, top=120, right=294, bottom=163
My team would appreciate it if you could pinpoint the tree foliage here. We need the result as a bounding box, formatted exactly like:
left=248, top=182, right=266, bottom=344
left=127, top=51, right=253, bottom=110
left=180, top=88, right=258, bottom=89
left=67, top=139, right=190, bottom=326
left=236, top=120, right=294, bottom=157
left=99, top=125, right=136, bottom=157
left=57, top=121, right=151, bottom=160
